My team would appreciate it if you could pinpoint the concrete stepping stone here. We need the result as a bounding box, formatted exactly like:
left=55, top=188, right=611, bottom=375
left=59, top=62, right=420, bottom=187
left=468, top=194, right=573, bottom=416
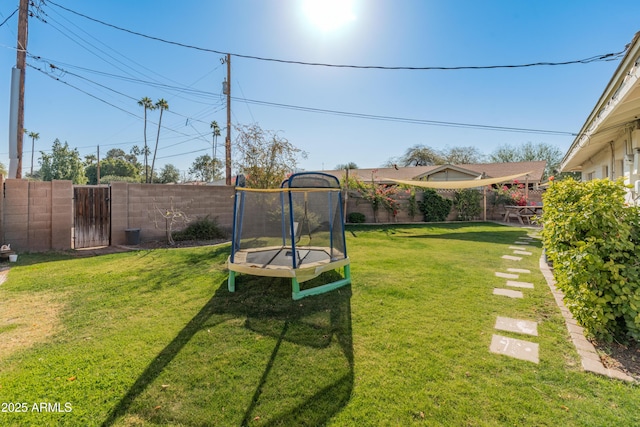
left=493, top=288, right=523, bottom=298
left=507, top=268, right=530, bottom=274
left=509, top=245, right=531, bottom=250
left=502, top=255, right=522, bottom=261
left=514, top=241, right=530, bottom=245
left=490, top=334, right=539, bottom=363
left=506, top=280, right=534, bottom=289
left=495, top=272, right=519, bottom=279
left=494, top=316, right=538, bottom=336
left=513, top=250, right=532, bottom=255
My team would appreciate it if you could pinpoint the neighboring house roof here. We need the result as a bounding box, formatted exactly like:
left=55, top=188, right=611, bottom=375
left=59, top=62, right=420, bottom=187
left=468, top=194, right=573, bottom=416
left=321, top=161, right=546, bottom=184
left=561, top=31, right=640, bottom=171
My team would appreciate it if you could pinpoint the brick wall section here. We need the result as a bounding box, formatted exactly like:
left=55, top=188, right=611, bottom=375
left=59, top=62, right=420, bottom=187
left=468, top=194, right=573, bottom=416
left=110, top=183, right=236, bottom=245
left=0, top=179, right=542, bottom=251
left=51, top=180, right=73, bottom=250
left=0, top=178, right=73, bottom=251
left=2, top=179, right=29, bottom=250
left=1, top=179, right=235, bottom=252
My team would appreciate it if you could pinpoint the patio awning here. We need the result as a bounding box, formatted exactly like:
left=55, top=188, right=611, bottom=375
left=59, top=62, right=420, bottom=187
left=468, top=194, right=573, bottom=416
left=382, top=171, right=532, bottom=189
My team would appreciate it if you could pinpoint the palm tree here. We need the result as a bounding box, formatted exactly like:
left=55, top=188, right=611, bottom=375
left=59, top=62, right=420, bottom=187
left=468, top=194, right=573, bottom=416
left=28, top=131, right=40, bottom=177
left=210, top=120, right=221, bottom=181
left=137, top=97, right=155, bottom=183
left=150, top=98, right=169, bottom=183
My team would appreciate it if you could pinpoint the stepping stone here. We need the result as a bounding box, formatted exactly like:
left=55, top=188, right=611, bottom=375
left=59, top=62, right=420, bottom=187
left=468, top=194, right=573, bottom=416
left=490, top=334, right=539, bottom=363
left=493, top=288, right=523, bottom=298
left=514, top=241, right=529, bottom=245
left=506, top=280, right=534, bottom=289
left=507, top=268, right=530, bottom=274
left=502, top=255, right=522, bottom=261
left=513, top=250, right=532, bottom=255
left=495, top=272, right=519, bottom=279
left=494, top=316, right=538, bottom=336
left=509, top=245, right=531, bottom=250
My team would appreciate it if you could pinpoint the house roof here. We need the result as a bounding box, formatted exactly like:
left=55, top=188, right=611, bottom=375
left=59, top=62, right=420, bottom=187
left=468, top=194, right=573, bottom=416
left=561, top=31, right=640, bottom=171
left=321, top=161, right=546, bottom=184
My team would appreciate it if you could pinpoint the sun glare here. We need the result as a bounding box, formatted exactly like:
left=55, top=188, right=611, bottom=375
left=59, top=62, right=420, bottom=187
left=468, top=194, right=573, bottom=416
left=302, top=0, right=356, bottom=32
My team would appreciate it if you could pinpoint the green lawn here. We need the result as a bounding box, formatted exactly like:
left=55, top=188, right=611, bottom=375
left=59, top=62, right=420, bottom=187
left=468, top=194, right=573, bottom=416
left=0, top=222, right=638, bottom=426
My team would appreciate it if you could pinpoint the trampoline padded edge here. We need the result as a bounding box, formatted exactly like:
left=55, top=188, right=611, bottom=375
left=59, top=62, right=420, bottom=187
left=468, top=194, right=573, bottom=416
left=227, top=256, right=350, bottom=283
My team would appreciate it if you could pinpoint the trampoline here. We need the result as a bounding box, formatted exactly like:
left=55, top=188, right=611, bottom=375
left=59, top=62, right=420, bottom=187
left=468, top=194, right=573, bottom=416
left=227, top=172, right=351, bottom=300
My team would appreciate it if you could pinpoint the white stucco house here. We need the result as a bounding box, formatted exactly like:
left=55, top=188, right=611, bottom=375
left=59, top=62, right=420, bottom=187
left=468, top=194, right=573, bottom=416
left=560, top=31, right=640, bottom=195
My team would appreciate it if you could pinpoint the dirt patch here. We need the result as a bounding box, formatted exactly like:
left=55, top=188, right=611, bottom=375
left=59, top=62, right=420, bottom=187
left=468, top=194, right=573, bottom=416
left=594, top=339, right=640, bottom=381
left=0, top=289, right=64, bottom=361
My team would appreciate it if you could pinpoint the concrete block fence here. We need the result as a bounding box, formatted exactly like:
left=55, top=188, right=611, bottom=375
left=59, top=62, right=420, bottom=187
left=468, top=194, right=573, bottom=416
left=0, top=176, right=541, bottom=252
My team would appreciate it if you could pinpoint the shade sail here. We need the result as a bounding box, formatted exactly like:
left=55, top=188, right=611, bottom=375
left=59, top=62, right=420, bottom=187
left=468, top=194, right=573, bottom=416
left=382, top=171, right=532, bottom=189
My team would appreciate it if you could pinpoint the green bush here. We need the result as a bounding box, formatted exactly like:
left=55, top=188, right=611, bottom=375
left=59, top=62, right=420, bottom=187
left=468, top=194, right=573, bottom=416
left=172, top=216, right=227, bottom=241
left=454, top=189, right=482, bottom=221
left=541, top=178, right=640, bottom=342
left=347, top=212, right=366, bottom=223
left=419, top=189, right=452, bottom=222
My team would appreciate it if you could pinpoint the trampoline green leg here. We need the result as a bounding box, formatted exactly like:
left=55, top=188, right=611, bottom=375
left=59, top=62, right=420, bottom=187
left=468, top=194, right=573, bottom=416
left=292, top=277, right=301, bottom=299
left=291, top=264, right=352, bottom=300
left=228, top=271, right=236, bottom=292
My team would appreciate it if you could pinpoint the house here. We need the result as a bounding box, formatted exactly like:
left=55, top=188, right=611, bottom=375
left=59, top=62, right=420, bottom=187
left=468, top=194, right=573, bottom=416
left=560, top=31, right=640, bottom=193
left=323, top=160, right=547, bottom=188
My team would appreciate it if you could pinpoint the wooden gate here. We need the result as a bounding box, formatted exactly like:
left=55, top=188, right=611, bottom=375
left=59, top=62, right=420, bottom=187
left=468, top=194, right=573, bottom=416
left=74, top=186, right=110, bottom=248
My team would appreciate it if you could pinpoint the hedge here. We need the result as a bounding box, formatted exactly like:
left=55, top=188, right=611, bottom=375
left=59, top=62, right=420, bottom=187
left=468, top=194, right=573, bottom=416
left=540, top=178, right=640, bottom=342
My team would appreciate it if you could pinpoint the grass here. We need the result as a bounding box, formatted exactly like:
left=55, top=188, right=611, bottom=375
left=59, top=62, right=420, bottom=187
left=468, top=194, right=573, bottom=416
left=0, top=222, right=638, bottom=426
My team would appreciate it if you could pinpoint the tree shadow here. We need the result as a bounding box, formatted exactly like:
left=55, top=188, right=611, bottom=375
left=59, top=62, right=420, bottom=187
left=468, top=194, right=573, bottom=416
left=102, top=272, right=353, bottom=427
left=348, top=222, right=538, bottom=245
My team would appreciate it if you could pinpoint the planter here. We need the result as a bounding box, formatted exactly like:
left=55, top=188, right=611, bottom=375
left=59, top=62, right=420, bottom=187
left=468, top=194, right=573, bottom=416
left=9, top=254, right=17, bottom=262
left=125, top=228, right=141, bottom=245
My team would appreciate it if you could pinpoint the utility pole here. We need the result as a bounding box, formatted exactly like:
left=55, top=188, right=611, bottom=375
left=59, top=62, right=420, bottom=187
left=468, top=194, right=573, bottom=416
left=97, top=145, right=101, bottom=185
left=224, top=54, right=232, bottom=185
left=14, top=0, right=29, bottom=178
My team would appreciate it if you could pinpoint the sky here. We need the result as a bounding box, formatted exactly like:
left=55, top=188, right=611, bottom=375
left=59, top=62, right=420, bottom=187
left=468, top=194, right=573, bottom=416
left=0, top=0, right=639, bottom=180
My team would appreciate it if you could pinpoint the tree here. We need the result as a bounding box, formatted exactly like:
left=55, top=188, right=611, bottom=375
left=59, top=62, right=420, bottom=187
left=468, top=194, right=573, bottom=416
left=189, top=154, right=222, bottom=182
left=85, top=158, right=139, bottom=185
left=335, top=162, right=358, bottom=170
left=150, top=98, right=169, bottom=183
left=158, top=164, right=180, bottom=184
left=0, top=161, right=8, bottom=177
left=138, top=97, right=156, bottom=183
left=489, top=142, right=563, bottom=178
left=440, top=146, right=484, bottom=164
left=398, top=144, right=443, bottom=166
left=234, top=123, right=307, bottom=189
left=40, top=139, right=87, bottom=184
left=27, top=131, right=40, bottom=176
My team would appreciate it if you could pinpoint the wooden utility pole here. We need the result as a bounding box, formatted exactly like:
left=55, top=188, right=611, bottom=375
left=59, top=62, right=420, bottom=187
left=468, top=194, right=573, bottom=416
left=15, top=0, right=29, bottom=179
left=225, top=54, right=232, bottom=185
left=97, top=145, right=101, bottom=185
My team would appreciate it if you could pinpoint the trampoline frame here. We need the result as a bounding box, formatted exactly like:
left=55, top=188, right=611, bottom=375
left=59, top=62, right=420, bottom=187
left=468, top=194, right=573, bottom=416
left=227, top=172, right=351, bottom=300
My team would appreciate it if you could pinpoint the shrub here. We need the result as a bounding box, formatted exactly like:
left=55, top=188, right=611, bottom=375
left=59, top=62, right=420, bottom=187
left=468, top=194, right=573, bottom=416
left=347, top=212, right=366, bottom=223
left=454, top=189, right=482, bottom=221
left=541, top=178, right=640, bottom=342
left=172, top=216, right=227, bottom=241
left=419, top=189, right=452, bottom=222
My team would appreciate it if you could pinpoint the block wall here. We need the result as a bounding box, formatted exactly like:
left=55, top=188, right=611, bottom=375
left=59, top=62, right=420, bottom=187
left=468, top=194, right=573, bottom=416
left=1, top=178, right=73, bottom=252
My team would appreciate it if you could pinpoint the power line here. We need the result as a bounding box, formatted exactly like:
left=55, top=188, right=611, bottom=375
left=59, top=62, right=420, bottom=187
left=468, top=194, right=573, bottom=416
left=29, top=57, right=579, bottom=139
left=0, top=7, right=18, bottom=27
left=235, top=97, right=577, bottom=136
left=46, top=0, right=627, bottom=71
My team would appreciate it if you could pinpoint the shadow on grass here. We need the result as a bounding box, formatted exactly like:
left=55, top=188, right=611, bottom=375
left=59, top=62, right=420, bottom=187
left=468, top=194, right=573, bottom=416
left=347, top=222, right=539, bottom=245
left=102, top=272, right=353, bottom=427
